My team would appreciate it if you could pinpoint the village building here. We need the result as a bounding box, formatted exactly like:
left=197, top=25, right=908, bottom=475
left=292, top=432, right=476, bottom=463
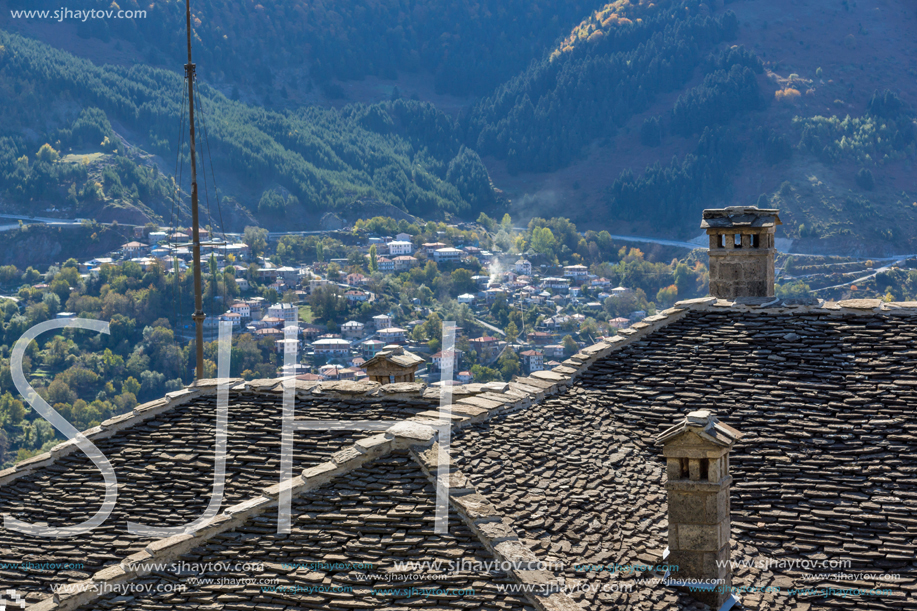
left=282, top=266, right=303, bottom=285
left=376, top=256, right=395, bottom=273
left=121, top=241, right=147, bottom=257
left=344, top=290, right=370, bottom=303
left=267, top=302, right=297, bottom=323
left=421, top=242, right=447, bottom=254
left=248, top=316, right=284, bottom=330
left=300, top=324, right=323, bottom=341
left=229, top=301, right=250, bottom=319
left=387, top=240, right=413, bottom=256
left=341, top=320, right=365, bottom=339
left=393, top=255, right=418, bottom=272
left=318, top=364, right=355, bottom=380
left=218, top=311, right=242, bottom=330
left=371, top=313, right=393, bottom=330
left=542, top=277, right=572, bottom=292
left=147, top=231, right=168, bottom=244
left=469, top=335, right=499, bottom=360
left=363, top=345, right=425, bottom=384
left=377, top=327, right=407, bottom=344
left=312, top=337, right=352, bottom=357
left=526, top=330, right=553, bottom=345
left=430, top=349, right=464, bottom=372
left=360, top=338, right=386, bottom=359
left=562, top=264, right=588, bottom=282
left=433, top=247, right=463, bottom=263
left=519, top=349, right=544, bottom=373
left=273, top=338, right=302, bottom=354
left=253, top=327, right=284, bottom=340
left=310, top=278, right=330, bottom=293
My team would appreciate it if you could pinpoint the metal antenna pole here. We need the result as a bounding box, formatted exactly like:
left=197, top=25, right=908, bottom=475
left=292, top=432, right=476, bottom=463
left=185, top=0, right=205, bottom=379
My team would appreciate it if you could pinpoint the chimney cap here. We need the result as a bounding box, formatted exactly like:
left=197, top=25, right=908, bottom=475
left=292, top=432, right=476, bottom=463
left=701, top=206, right=781, bottom=229
left=686, top=409, right=714, bottom=425
left=656, top=410, right=743, bottom=447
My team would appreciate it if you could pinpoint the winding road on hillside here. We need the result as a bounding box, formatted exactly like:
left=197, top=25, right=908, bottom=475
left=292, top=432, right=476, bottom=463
left=4, top=213, right=917, bottom=266
left=473, top=318, right=506, bottom=337
left=606, top=234, right=706, bottom=250
left=0, top=213, right=85, bottom=232
left=808, top=263, right=900, bottom=293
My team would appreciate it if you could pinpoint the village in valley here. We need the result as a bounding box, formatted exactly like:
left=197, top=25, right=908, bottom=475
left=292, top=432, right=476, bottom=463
left=78, top=216, right=670, bottom=387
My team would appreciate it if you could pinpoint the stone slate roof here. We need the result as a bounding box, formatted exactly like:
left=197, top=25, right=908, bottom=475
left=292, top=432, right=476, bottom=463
left=700, top=207, right=781, bottom=229
left=451, top=303, right=917, bottom=610
left=5, top=297, right=917, bottom=611
left=0, top=383, right=436, bottom=600
left=82, top=453, right=532, bottom=611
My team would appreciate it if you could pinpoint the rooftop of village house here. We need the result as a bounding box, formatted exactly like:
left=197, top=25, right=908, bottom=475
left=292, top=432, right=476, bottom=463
left=1, top=294, right=915, bottom=611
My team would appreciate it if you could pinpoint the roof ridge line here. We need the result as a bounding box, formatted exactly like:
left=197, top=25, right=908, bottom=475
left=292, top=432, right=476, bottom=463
left=0, top=378, right=444, bottom=491
left=3, top=298, right=694, bottom=492
left=688, top=296, right=917, bottom=316
left=27, top=421, right=439, bottom=611
left=0, top=385, right=220, bottom=489
left=509, top=301, right=697, bottom=395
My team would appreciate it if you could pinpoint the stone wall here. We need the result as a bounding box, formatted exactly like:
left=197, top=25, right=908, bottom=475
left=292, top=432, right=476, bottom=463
left=708, top=249, right=774, bottom=299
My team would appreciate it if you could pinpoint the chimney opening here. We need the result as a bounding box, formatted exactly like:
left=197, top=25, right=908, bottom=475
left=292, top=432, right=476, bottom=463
left=733, top=234, right=742, bottom=249
left=752, top=234, right=761, bottom=248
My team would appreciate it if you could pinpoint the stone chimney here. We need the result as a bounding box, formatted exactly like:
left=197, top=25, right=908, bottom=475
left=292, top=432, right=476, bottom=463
left=702, top=206, right=781, bottom=300
left=657, top=410, right=743, bottom=608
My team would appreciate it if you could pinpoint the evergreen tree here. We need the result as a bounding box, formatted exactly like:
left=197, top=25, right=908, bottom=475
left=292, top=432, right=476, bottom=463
left=369, top=244, right=378, bottom=273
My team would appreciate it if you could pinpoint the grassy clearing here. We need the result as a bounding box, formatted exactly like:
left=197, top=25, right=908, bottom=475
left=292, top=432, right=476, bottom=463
left=60, top=152, right=107, bottom=165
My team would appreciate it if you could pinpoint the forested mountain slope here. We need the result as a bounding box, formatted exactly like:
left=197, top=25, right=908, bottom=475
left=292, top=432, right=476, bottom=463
left=3, top=0, right=605, bottom=97
left=480, top=0, right=917, bottom=253
left=2, top=0, right=916, bottom=253
left=0, top=31, right=494, bottom=227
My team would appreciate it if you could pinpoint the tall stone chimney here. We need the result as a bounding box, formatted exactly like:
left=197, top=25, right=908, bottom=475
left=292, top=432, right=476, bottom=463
left=702, top=206, right=781, bottom=300
left=657, top=410, right=743, bottom=608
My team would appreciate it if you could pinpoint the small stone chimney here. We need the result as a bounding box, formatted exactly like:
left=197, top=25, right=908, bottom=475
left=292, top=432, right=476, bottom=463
left=657, top=410, right=743, bottom=608
left=702, top=206, right=781, bottom=300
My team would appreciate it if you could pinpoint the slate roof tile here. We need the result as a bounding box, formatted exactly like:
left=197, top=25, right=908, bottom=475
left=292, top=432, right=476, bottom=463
left=82, top=454, right=533, bottom=611
left=0, top=393, right=434, bottom=599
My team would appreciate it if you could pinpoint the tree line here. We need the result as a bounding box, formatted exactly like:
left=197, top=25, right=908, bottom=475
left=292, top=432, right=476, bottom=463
left=460, top=4, right=741, bottom=173
left=7, top=0, right=605, bottom=97
left=0, top=31, right=492, bottom=219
